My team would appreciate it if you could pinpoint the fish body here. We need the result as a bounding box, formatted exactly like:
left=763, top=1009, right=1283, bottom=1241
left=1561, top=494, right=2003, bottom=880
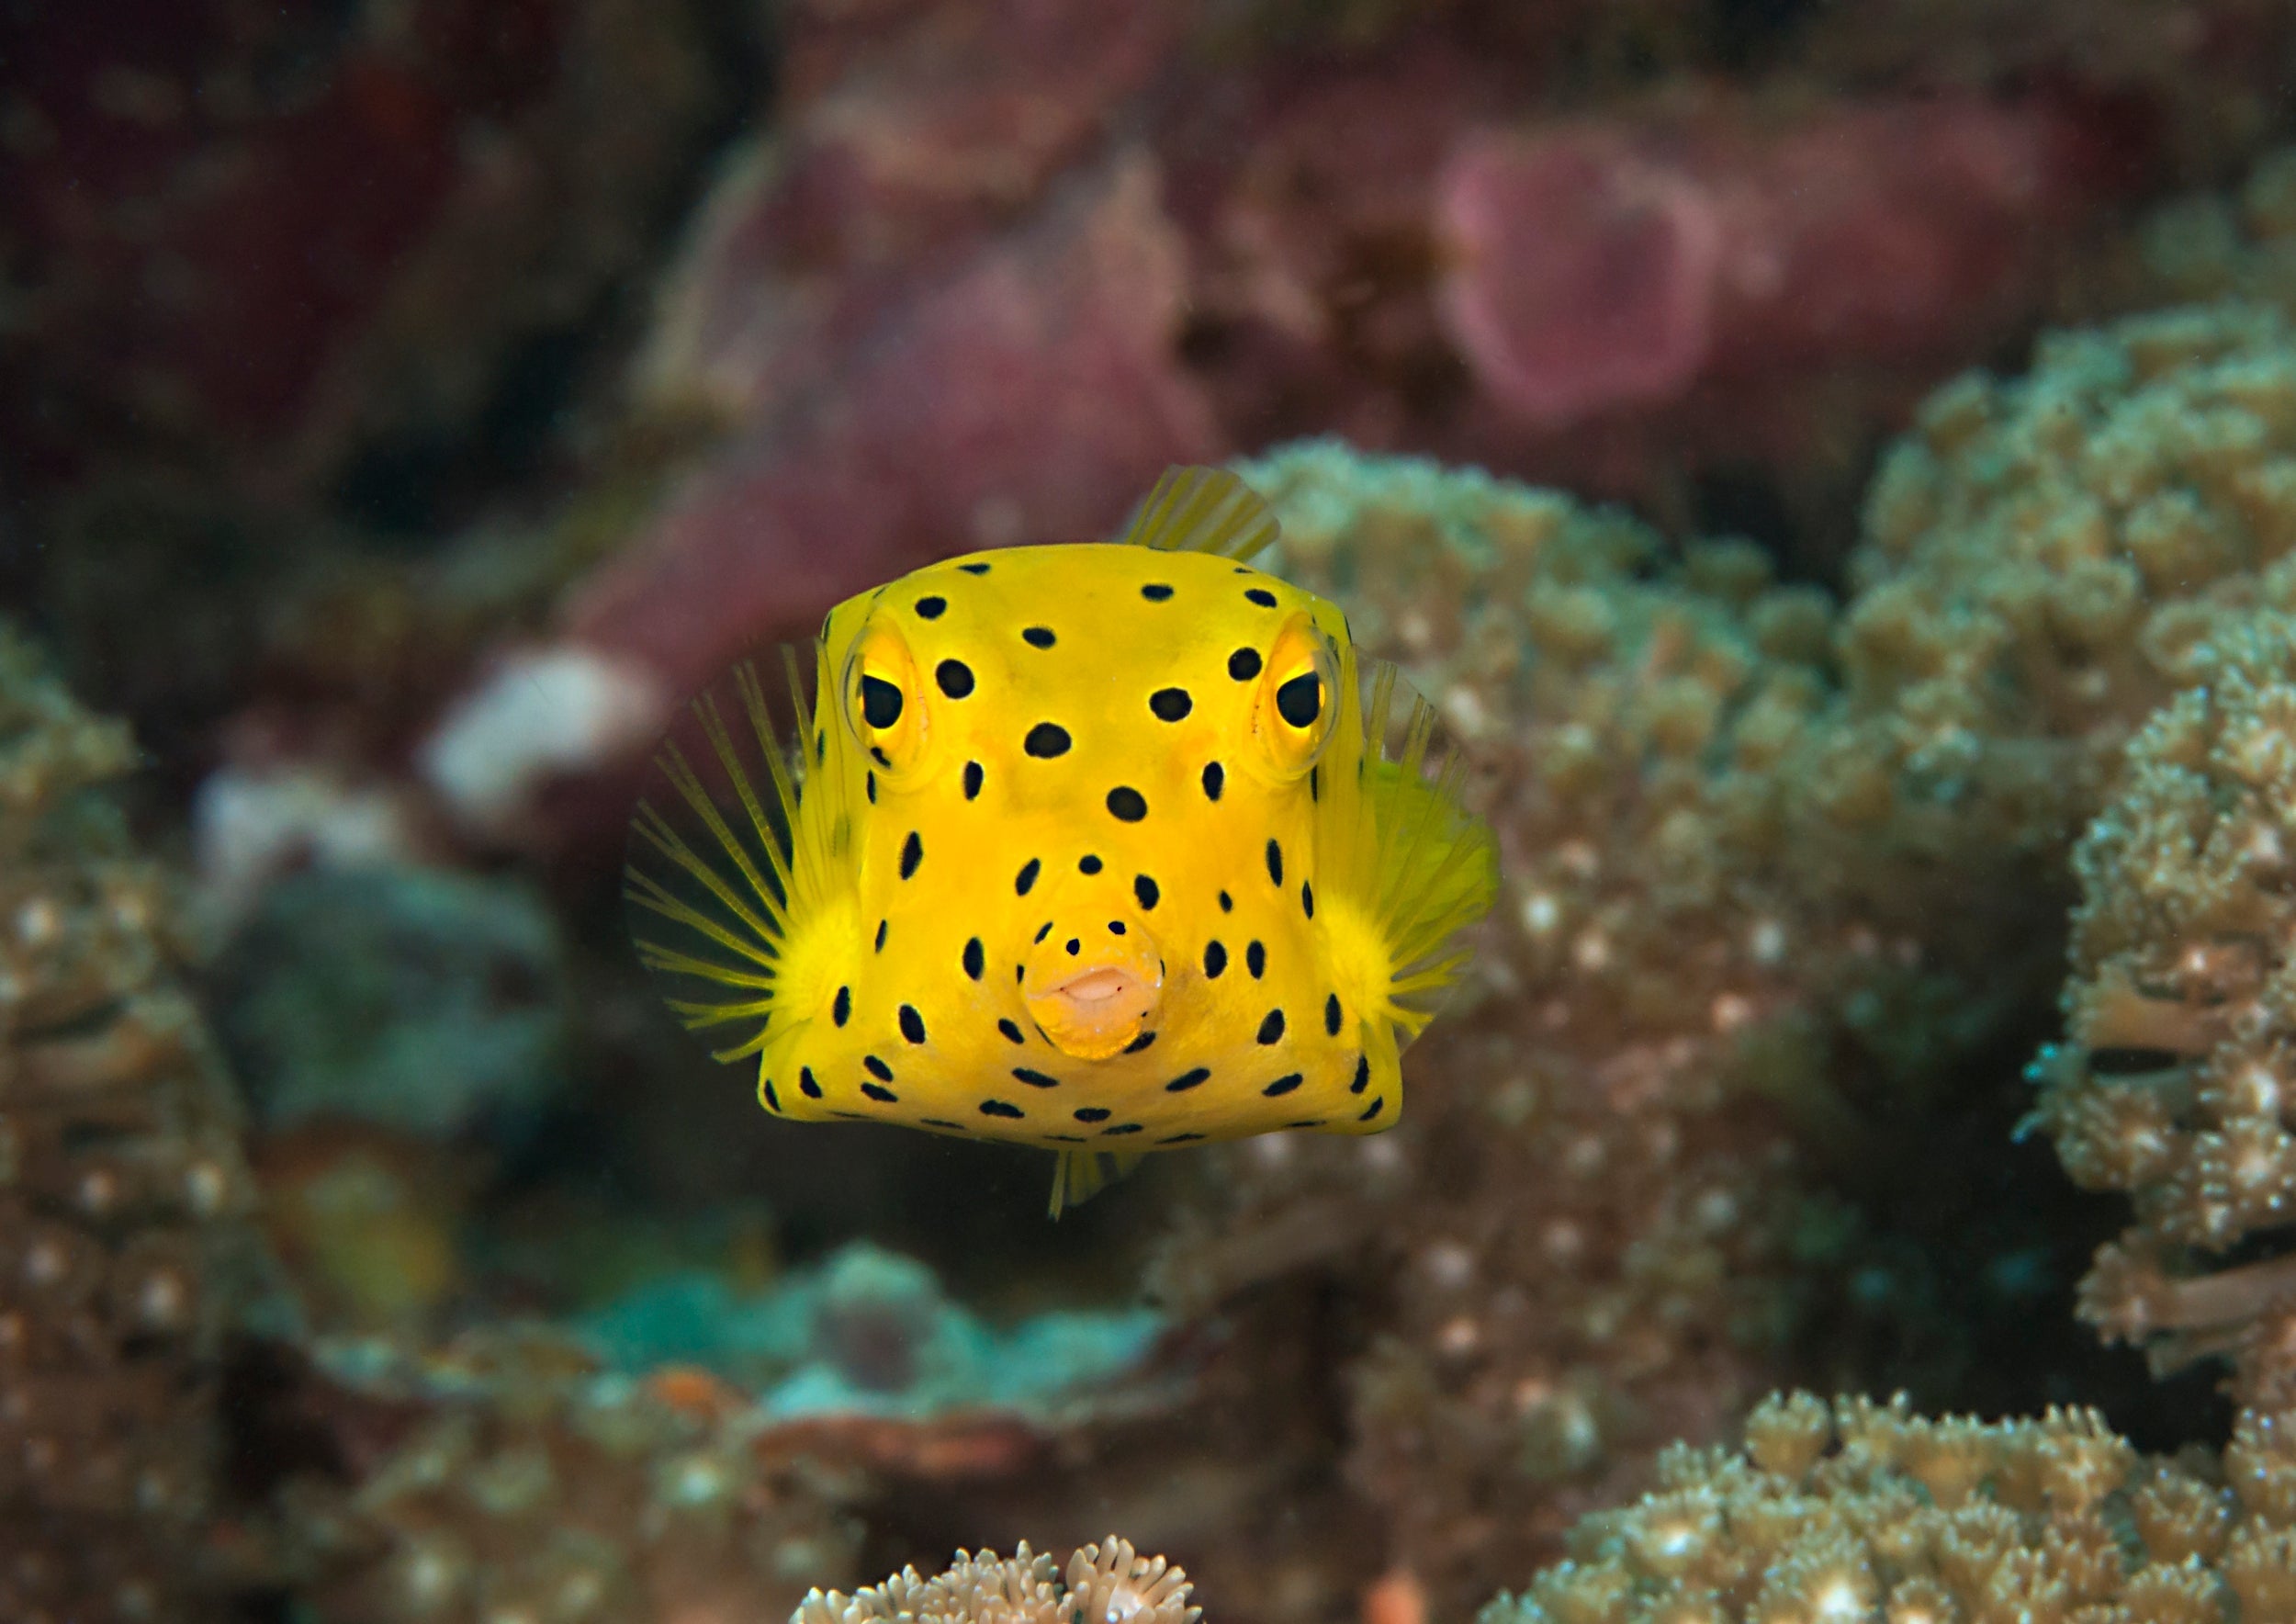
left=629, top=468, right=1497, bottom=1212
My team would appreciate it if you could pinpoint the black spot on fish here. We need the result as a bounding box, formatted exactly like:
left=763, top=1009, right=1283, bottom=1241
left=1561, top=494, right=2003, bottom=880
left=866, top=771, right=875, bottom=804
left=963, top=938, right=985, bottom=980
left=1246, top=941, right=1266, bottom=977
left=1017, top=858, right=1041, bottom=895
left=1262, top=1073, right=1303, bottom=1096
left=980, top=1099, right=1024, bottom=1118
left=899, top=1005, right=926, bottom=1043
left=1228, top=647, right=1262, bottom=681
left=1266, top=839, right=1283, bottom=886
left=1134, top=874, right=1160, bottom=910
left=1257, top=1009, right=1286, bottom=1044
left=1103, top=1123, right=1144, bottom=1136
left=915, top=594, right=947, bottom=619
left=1159, top=1132, right=1205, bottom=1145
left=1203, top=940, right=1227, bottom=978
left=963, top=760, right=984, bottom=799
left=1244, top=587, right=1278, bottom=608
left=1074, top=1107, right=1111, bottom=1122
left=1277, top=671, right=1322, bottom=727
left=1109, top=920, right=1126, bottom=934
left=1124, top=1029, right=1156, bottom=1053
left=1141, top=582, right=1174, bottom=601
left=861, top=676, right=903, bottom=728
left=1310, top=765, right=1319, bottom=801
left=1025, top=722, right=1071, bottom=758
left=1107, top=785, right=1147, bottom=821
left=1065, top=938, right=1080, bottom=956
left=1034, top=920, right=1052, bottom=942
left=1165, top=1067, right=1210, bottom=1092
left=1022, top=626, right=1057, bottom=648
left=959, top=561, right=991, bottom=575
left=861, top=1082, right=898, bottom=1103
left=874, top=919, right=887, bottom=952
left=1301, top=880, right=1314, bottom=918
left=800, top=1066, right=823, bottom=1098
left=763, top=1079, right=781, bottom=1112
left=1359, top=1097, right=1385, bottom=1122
left=999, top=1018, right=1025, bottom=1044
left=1286, top=1119, right=1325, bottom=1129
left=863, top=1054, right=894, bottom=1081
left=922, top=1118, right=961, bottom=1130
left=833, top=987, right=851, bottom=1026
left=937, top=659, right=975, bottom=698
left=1349, top=1054, right=1370, bottom=1093
left=1218, top=890, right=1232, bottom=912
left=1079, top=854, right=1102, bottom=874
left=900, top=829, right=923, bottom=878
left=1325, top=993, right=1342, bottom=1036
left=1202, top=761, right=1224, bottom=801
left=1050, top=1133, right=1086, bottom=1144
left=1150, top=687, right=1192, bottom=721
left=871, top=745, right=890, bottom=769
left=1014, top=1067, right=1061, bottom=1088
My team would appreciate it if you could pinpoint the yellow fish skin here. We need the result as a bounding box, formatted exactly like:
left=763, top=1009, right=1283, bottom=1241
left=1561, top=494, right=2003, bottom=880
left=627, top=468, right=1498, bottom=1212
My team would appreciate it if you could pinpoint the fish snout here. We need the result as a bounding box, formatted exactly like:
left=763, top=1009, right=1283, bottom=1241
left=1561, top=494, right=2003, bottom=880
left=1022, top=912, right=1164, bottom=1060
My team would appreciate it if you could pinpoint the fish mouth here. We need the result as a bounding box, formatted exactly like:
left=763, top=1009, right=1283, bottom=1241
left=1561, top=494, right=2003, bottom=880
left=1023, top=918, right=1164, bottom=1061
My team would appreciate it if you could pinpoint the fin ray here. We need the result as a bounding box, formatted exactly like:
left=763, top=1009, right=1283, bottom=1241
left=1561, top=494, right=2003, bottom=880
left=1048, top=1148, right=1146, bottom=1217
left=1116, top=466, right=1280, bottom=560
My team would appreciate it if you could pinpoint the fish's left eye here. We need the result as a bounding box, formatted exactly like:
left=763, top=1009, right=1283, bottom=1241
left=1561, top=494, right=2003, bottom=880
left=1275, top=671, right=1322, bottom=727
left=1248, top=614, right=1340, bottom=781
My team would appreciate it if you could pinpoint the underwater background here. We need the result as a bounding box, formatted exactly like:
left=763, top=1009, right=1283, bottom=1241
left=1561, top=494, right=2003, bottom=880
left=4, top=1, right=2296, bottom=1618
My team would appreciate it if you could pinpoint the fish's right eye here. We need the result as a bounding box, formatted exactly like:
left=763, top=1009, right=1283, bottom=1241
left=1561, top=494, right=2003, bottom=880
left=840, top=622, right=935, bottom=783
left=861, top=674, right=904, bottom=728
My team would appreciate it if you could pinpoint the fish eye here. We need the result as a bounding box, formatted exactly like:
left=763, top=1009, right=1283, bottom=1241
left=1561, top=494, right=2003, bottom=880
left=1275, top=671, right=1322, bottom=727
left=1247, top=613, right=1340, bottom=781
left=839, top=621, right=933, bottom=781
left=861, top=674, right=904, bottom=728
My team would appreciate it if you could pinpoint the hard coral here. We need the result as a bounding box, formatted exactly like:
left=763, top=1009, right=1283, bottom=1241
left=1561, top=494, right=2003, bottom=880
left=794, top=1538, right=1197, bottom=1624
left=2029, top=605, right=2296, bottom=1408
left=1840, top=300, right=2296, bottom=856
left=285, top=1326, right=864, bottom=1624
left=1483, top=1393, right=2296, bottom=1624
left=1148, top=443, right=1896, bottom=1618
left=0, top=626, right=273, bottom=1618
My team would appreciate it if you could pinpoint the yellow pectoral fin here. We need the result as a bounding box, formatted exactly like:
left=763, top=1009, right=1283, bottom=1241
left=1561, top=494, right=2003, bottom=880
left=1048, top=1148, right=1147, bottom=1218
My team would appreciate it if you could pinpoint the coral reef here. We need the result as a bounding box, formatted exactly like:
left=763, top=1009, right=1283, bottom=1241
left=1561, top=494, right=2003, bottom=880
left=2028, top=606, right=2296, bottom=1410
left=1482, top=1392, right=2296, bottom=1623
left=1437, top=96, right=2109, bottom=427
left=1836, top=299, right=2296, bottom=857
left=281, top=1326, right=867, bottom=1624
left=1137, top=444, right=1873, bottom=1618
left=580, top=1241, right=1164, bottom=1418
left=214, top=862, right=568, bottom=1139
left=794, top=1538, right=1197, bottom=1624
left=0, top=626, right=274, bottom=1617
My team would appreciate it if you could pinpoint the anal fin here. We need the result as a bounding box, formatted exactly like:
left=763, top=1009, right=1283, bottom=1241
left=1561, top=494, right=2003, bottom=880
left=1048, top=1148, right=1145, bottom=1218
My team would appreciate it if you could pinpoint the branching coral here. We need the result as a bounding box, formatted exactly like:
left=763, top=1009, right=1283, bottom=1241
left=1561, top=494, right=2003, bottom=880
left=1484, top=1393, right=2296, bottom=1624
left=794, top=1538, right=1197, bottom=1624
left=0, top=626, right=273, bottom=1618
left=2028, top=606, right=2296, bottom=1408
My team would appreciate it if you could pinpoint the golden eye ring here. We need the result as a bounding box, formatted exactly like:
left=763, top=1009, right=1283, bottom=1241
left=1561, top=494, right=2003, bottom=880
left=838, top=623, right=930, bottom=777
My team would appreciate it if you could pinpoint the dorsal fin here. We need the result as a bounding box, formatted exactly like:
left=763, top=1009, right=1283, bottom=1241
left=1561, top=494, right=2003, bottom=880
left=1115, top=467, right=1279, bottom=561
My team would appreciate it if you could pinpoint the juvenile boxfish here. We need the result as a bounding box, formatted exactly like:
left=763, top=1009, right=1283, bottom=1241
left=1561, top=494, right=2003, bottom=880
left=626, top=468, right=1498, bottom=1213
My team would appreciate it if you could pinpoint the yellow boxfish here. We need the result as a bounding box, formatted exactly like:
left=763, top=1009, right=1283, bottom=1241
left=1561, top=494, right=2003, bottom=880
left=626, top=468, right=1497, bottom=1213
